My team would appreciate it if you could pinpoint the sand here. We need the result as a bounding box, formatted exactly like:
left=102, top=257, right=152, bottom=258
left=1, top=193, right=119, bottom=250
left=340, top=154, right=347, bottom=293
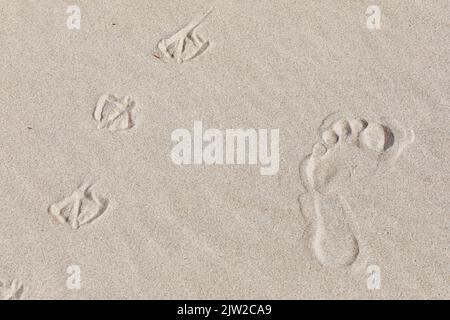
left=0, top=0, right=448, bottom=299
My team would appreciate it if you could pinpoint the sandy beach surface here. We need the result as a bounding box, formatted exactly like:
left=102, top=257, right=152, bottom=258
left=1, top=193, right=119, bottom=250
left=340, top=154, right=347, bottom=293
left=0, top=0, right=448, bottom=299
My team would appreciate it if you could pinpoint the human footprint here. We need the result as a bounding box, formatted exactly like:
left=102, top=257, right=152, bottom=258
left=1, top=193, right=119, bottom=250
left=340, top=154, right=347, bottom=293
left=154, top=8, right=213, bottom=64
left=299, top=114, right=414, bottom=268
left=49, top=182, right=109, bottom=230
left=0, top=279, right=24, bottom=300
left=94, top=94, right=135, bottom=131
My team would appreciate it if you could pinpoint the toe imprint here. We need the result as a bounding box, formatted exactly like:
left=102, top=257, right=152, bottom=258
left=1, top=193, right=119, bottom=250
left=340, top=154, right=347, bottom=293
left=312, top=143, right=327, bottom=157
left=359, top=122, right=389, bottom=153
left=349, top=118, right=368, bottom=137
left=332, top=119, right=351, bottom=140
left=321, top=130, right=338, bottom=145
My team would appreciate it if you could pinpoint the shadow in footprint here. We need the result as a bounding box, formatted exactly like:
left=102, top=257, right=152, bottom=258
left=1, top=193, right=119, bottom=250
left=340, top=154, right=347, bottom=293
left=382, top=125, right=395, bottom=151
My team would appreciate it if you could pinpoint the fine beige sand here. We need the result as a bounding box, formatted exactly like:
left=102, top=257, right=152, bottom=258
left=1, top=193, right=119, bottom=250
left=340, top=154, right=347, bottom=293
left=0, top=0, right=448, bottom=299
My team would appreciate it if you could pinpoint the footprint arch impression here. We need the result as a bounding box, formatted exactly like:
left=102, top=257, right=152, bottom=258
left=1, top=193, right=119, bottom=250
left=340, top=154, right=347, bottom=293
left=299, top=113, right=414, bottom=268
left=49, top=182, right=109, bottom=230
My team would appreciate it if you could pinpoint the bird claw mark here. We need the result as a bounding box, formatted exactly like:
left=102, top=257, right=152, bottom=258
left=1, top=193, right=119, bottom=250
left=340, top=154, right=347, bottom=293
left=154, top=8, right=213, bottom=64
left=49, top=182, right=109, bottom=230
left=0, top=279, right=24, bottom=300
left=94, top=94, right=136, bottom=131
